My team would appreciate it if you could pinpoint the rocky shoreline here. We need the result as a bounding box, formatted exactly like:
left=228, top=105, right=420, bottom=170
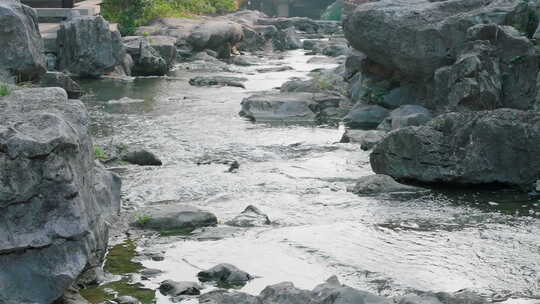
left=1, top=0, right=540, bottom=303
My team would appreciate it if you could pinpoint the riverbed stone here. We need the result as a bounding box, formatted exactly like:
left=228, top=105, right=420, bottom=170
left=312, top=276, right=388, bottom=304
left=159, top=280, right=203, bottom=296
left=343, top=104, right=389, bottom=129
left=340, top=129, right=387, bottom=151
left=0, top=88, right=121, bottom=304
left=226, top=205, right=271, bottom=227
left=133, top=204, right=217, bottom=232
left=188, top=20, right=244, bottom=58
left=371, top=109, right=540, bottom=189
left=0, top=1, right=46, bottom=81
left=123, top=36, right=177, bottom=69
left=259, top=282, right=314, bottom=304
left=121, top=148, right=162, bottom=166
left=189, top=76, right=247, bottom=88
left=198, top=264, right=252, bottom=287
left=200, top=290, right=261, bottom=304
left=378, top=105, right=432, bottom=131
left=348, top=175, right=426, bottom=195
left=240, top=92, right=317, bottom=122
left=57, top=16, right=126, bottom=77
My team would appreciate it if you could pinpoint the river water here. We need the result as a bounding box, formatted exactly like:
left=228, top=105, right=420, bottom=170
left=80, top=49, right=540, bottom=304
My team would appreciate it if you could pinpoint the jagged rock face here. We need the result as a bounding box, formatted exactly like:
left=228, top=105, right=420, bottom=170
left=434, top=24, right=538, bottom=111
left=0, top=88, right=121, bottom=304
left=371, top=109, right=540, bottom=189
left=0, top=0, right=46, bottom=81
left=343, top=0, right=536, bottom=78
left=57, top=16, right=126, bottom=77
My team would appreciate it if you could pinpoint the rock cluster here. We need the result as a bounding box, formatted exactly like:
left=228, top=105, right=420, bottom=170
left=0, top=88, right=121, bottom=304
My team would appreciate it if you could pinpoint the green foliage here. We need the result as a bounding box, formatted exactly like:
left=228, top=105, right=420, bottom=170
left=81, top=279, right=155, bottom=304
left=136, top=214, right=152, bottom=226
left=362, top=87, right=390, bottom=104
left=0, top=84, right=10, bottom=97
left=102, top=0, right=238, bottom=35
left=104, top=240, right=144, bottom=275
left=94, top=147, right=108, bottom=161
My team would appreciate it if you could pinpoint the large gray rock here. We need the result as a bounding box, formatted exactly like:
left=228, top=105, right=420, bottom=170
left=0, top=88, right=121, bottom=304
left=197, top=263, right=252, bottom=287
left=378, top=105, right=432, bottom=131
left=259, top=282, right=314, bottom=304
left=0, top=1, right=46, bottom=81
left=159, top=280, right=202, bottom=296
left=343, top=104, right=389, bottom=130
left=312, top=276, right=388, bottom=304
left=434, top=24, right=538, bottom=111
left=240, top=92, right=348, bottom=124
left=123, top=36, right=177, bottom=68
left=371, top=109, right=540, bottom=189
left=57, top=16, right=126, bottom=77
left=187, top=20, right=244, bottom=58
left=340, top=129, right=387, bottom=151
left=123, top=38, right=168, bottom=76
left=200, top=290, right=261, bottom=304
left=343, top=0, right=536, bottom=78
left=132, top=204, right=217, bottom=232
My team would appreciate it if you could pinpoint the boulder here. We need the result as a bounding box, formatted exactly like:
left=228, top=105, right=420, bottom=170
left=39, top=72, right=83, bottom=99
left=226, top=205, right=271, bottom=227
left=57, top=16, right=126, bottom=77
left=312, top=276, right=388, bottom=304
left=240, top=92, right=317, bottom=123
left=343, top=0, right=537, bottom=78
left=240, top=92, right=348, bottom=123
left=132, top=204, right=217, bottom=232
left=187, top=20, right=244, bottom=58
left=121, top=148, right=162, bottom=166
left=347, top=175, right=426, bottom=195
left=343, top=104, right=389, bottom=129
left=259, top=282, right=314, bottom=304
left=0, top=1, right=46, bottom=81
left=340, top=129, right=386, bottom=151
left=123, top=36, right=177, bottom=68
left=378, top=105, right=432, bottom=131
left=197, top=263, right=252, bottom=287
left=272, top=26, right=302, bottom=51
left=124, top=38, right=168, bottom=76
left=434, top=24, right=538, bottom=111
left=200, top=290, right=261, bottom=304
left=371, top=109, right=540, bottom=189
left=159, top=280, right=202, bottom=296
left=0, top=88, right=121, bottom=304
left=189, top=76, right=247, bottom=88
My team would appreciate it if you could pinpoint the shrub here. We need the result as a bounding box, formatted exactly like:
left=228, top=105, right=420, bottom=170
left=0, top=85, right=9, bottom=97
left=102, top=0, right=238, bottom=36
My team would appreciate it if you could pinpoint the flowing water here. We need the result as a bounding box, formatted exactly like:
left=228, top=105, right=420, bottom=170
left=80, top=49, right=540, bottom=304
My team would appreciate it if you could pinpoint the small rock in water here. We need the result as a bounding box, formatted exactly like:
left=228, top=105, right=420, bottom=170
left=226, top=205, right=271, bottom=227
left=256, top=66, right=293, bottom=73
left=348, top=174, right=427, bottom=195
left=121, top=149, right=162, bottom=166
left=199, top=290, right=260, bottom=304
left=197, top=263, right=252, bottom=287
left=159, top=280, right=203, bottom=296
left=140, top=268, right=163, bottom=280
left=189, top=76, right=247, bottom=88
left=131, top=204, right=218, bottom=232
left=228, top=160, right=240, bottom=172
left=488, top=201, right=499, bottom=206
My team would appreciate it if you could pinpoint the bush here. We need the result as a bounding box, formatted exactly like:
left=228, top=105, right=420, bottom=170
left=102, top=0, right=239, bottom=36
left=0, top=84, right=10, bottom=97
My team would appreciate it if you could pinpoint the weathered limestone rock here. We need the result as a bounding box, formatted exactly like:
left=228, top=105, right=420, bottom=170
left=0, top=88, right=121, bottom=304
left=57, top=16, right=126, bottom=77
left=343, top=0, right=537, bottom=78
left=123, top=38, right=168, bottom=76
left=0, top=0, right=46, bottom=81
left=371, top=109, right=540, bottom=189
left=226, top=205, right=271, bottom=227
left=188, top=20, right=244, bottom=58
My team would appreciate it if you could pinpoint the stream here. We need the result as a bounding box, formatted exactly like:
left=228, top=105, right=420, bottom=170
left=80, top=49, right=540, bottom=304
